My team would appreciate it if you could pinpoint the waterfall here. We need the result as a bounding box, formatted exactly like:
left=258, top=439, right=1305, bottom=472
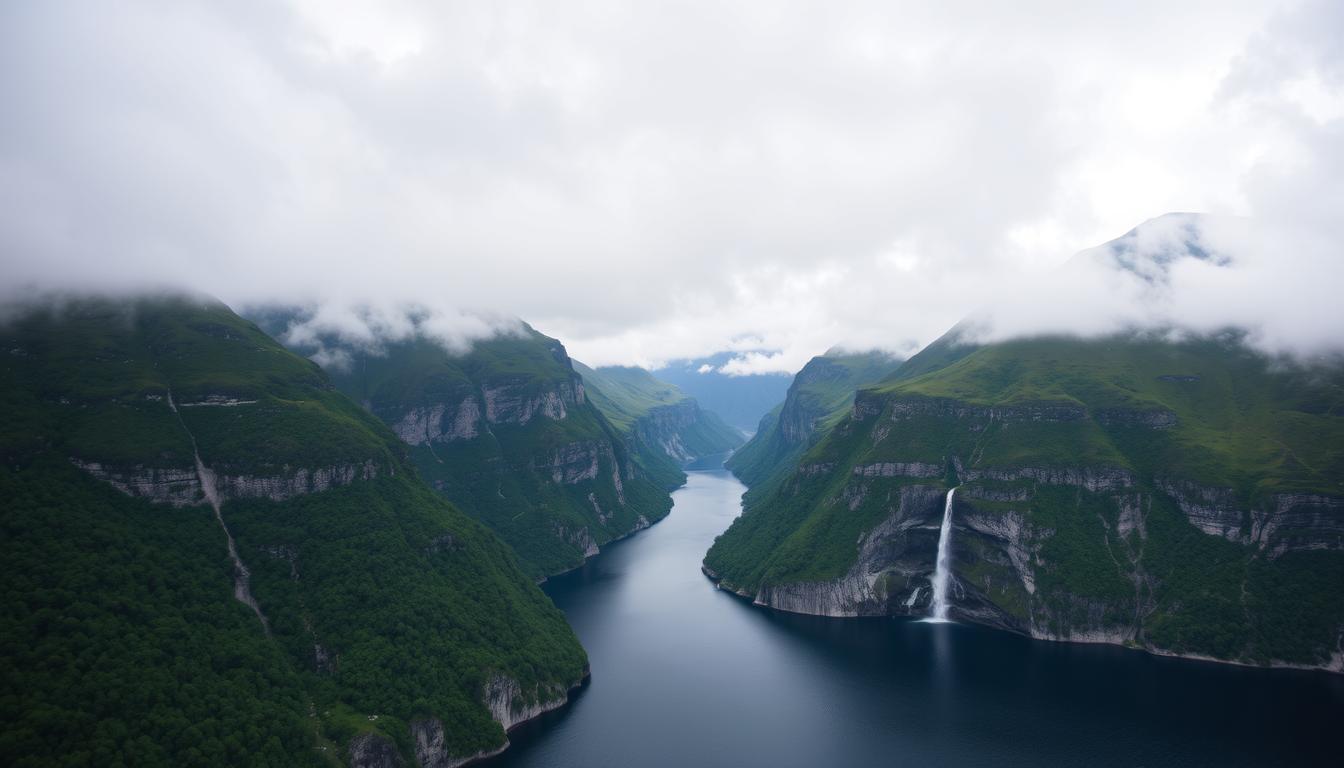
left=928, top=487, right=957, bottom=622
left=169, top=389, right=271, bottom=635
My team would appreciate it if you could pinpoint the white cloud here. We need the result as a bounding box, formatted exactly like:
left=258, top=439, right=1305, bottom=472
left=275, top=300, right=524, bottom=369
left=1, top=1, right=1341, bottom=370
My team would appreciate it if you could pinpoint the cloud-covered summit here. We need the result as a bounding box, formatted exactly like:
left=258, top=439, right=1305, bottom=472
left=2, top=1, right=1341, bottom=372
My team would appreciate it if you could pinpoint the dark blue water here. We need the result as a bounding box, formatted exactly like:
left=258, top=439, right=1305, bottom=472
left=490, top=470, right=1344, bottom=768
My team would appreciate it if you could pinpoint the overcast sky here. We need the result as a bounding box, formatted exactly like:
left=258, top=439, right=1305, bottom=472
left=3, top=1, right=1341, bottom=373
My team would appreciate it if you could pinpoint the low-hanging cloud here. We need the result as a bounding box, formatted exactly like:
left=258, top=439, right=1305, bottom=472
left=272, top=301, right=525, bottom=371
left=1, top=1, right=1341, bottom=372
left=956, top=213, right=1344, bottom=361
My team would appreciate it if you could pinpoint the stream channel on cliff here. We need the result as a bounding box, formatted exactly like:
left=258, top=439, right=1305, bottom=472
left=487, top=466, right=1343, bottom=767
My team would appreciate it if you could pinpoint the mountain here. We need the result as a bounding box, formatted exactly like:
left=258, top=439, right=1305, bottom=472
left=259, top=316, right=676, bottom=580
left=726, top=349, right=903, bottom=492
left=703, top=219, right=1344, bottom=672
left=573, top=361, right=743, bottom=484
left=0, top=295, right=589, bottom=766
left=651, top=353, right=792, bottom=434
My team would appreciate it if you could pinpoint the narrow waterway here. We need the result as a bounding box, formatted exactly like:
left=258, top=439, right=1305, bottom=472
left=489, top=469, right=1343, bottom=768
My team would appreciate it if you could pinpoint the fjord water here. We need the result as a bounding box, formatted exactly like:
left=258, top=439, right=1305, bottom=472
left=490, top=470, right=1342, bottom=768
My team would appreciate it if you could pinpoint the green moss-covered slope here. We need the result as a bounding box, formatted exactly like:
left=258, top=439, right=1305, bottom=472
left=0, top=295, right=588, bottom=766
left=704, top=333, right=1344, bottom=670
left=267, top=321, right=676, bottom=579
left=726, top=349, right=902, bottom=493
left=573, top=361, right=743, bottom=487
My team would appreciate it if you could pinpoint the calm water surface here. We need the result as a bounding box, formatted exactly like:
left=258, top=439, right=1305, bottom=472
left=489, top=469, right=1343, bottom=768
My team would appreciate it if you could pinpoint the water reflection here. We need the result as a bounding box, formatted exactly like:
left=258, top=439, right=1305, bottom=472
left=489, top=470, right=1344, bottom=768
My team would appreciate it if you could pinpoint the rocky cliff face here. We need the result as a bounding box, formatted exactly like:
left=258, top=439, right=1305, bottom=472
left=6, top=296, right=592, bottom=767
left=567, top=361, right=743, bottom=499
left=405, top=671, right=584, bottom=768
left=71, top=456, right=384, bottom=505
left=631, top=400, right=703, bottom=462
left=392, top=398, right=481, bottom=445
left=349, top=732, right=405, bottom=768
left=713, top=484, right=945, bottom=617
left=388, top=376, right=587, bottom=446
left=290, top=329, right=673, bottom=579
left=727, top=350, right=902, bottom=489
left=483, top=380, right=583, bottom=424
left=706, top=335, right=1344, bottom=672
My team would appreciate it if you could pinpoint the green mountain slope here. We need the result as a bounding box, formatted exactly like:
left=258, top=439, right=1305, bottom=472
left=650, top=353, right=794, bottom=434
left=0, top=295, right=588, bottom=767
left=704, top=332, right=1344, bottom=670
left=573, top=361, right=743, bottom=487
left=266, top=322, right=677, bottom=580
left=726, top=350, right=902, bottom=492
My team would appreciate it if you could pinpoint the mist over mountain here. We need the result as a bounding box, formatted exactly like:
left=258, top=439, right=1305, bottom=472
left=3, top=2, right=1344, bottom=766
left=4, top=1, right=1343, bottom=371
left=651, top=353, right=794, bottom=434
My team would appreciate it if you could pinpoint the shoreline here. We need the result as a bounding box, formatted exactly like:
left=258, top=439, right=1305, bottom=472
left=465, top=669, right=592, bottom=768
left=698, top=565, right=1343, bottom=676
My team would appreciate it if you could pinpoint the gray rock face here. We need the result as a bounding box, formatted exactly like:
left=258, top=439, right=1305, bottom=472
left=750, top=485, right=945, bottom=616
left=543, top=441, right=605, bottom=485
left=1158, top=479, right=1244, bottom=540
left=957, top=505, right=1037, bottom=596
left=386, top=373, right=586, bottom=449
left=852, top=390, right=884, bottom=420
left=482, top=379, right=583, bottom=425
left=72, top=457, right=383, bottom=504
left=887, top=397, right=1088, bottom=424
left=410, top=718, right=506, bottom=768
left=773, top=357, right=860, bottom=443
left=348, top=732, right=404, bottom=768
left=1159, top=479, right=1344, bottom=555
left=632, top=401, right=699, bottom=461
left=853, top=462, right=942, bottom=478
left=392, top=398, right=481, bottom=445
left=737, top=377, right=1344, bottom=672
left=213, top=459, right=383, bottom=501
left=797, top=462, right=836, bottom=477
left=363, top=673, right=583, bottom=768
left=555, top=524, right=600, bottom=558
left=484, top=673, right=570, bottom=732
left=956, top=462, right=1136, bottom=492
left=69, top=459, right=201, bottom=505
left=176, top=395, right=258, bottom=407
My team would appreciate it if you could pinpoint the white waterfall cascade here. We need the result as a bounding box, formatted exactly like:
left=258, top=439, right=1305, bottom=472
left=169, top=389, right=271, bottom=635
left=926, top=487, right=958, bottom=622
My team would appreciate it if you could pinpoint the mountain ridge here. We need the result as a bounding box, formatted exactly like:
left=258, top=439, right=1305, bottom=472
left=1, top=295, right=590, bottom=766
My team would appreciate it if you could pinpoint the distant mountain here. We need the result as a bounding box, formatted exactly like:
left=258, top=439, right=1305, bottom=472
left=574, top=361, right=743, bottom=484
left=652, top=352, right=792, bottom=434
left=704, top=216, right=1344, bottom=672
left=257, top=312, right=677, bottom=580
left=0, top=295, right=588, bottom=765
left=726, top=349, right=903, bottom=491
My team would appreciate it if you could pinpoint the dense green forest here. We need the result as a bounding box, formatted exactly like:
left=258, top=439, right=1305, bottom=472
left=573, top=361, right=742, bottom=490
left=705, top=333, right=1344, bottom=668
left=0, top=296, right=588, bottom=766
left=727, top=349, right=901, bottom=493
left=257, top=317, right=682, bottom=579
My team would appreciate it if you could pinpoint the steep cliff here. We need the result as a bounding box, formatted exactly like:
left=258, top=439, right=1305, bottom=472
left=573, top=361, right=743, bottom=487
left=649, top=352, right=794, bottom=434
left=704, top=333, right=1344, bottom=672
left=727, top=349, right=902, bottom=492
left=0, top=295, right=589, bottom=766
left=264, top=320, right=676, bottom=579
